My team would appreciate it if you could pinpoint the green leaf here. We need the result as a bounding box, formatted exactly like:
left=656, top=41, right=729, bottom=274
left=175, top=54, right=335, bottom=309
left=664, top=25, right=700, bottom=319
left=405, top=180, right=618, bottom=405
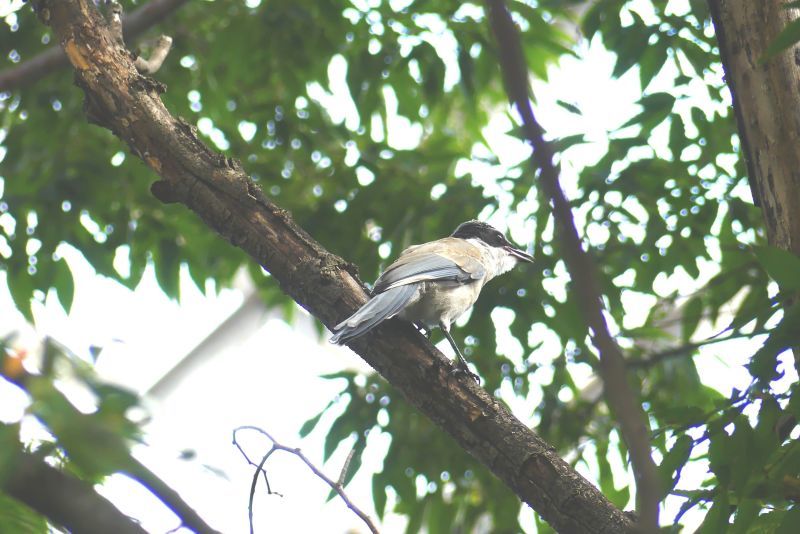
left=555, top=100, right=582, bottom=115
left=154, top=239, right=181, bottom=299
left=778, top=507, right=800, bottom=534
left=730, top=498, right=759, bottom=533
left=638, top=39, right=668, bottom=90
left=405, top=495, right=427, bottom=534
left=754, top=246, right=800, bottom=292
left=658, top=435, right=694, bottom=499
left=620, top=93, right=676, bottom=130
left=681, top=297, right=703, bottom=342
left=0, top=493, right=48, bottom=534
left=7, top=265, right=34, bottom=323
left=53, top=258, right=75, bottom=312
left=372, top=473, right=388, bottom=520
left=697, top=491, right=730, bottom=533
left=323, top=417, right=354, bottom=462
left=299, top=399, right=334, bottom=438
left=749, top=302, right=800, bottom=383
left=762, top=18, right=800, bottom=61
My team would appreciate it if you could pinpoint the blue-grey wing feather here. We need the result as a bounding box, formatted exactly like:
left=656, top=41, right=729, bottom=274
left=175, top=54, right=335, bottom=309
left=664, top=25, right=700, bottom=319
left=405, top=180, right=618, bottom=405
left=330, top=284, right=417, bottom=344
left=373, top=253, right=484, bottom=294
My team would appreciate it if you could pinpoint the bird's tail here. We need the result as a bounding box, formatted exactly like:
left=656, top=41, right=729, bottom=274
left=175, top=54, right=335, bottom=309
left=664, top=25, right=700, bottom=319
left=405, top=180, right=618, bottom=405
left=330, top=284, right=417, bottom=344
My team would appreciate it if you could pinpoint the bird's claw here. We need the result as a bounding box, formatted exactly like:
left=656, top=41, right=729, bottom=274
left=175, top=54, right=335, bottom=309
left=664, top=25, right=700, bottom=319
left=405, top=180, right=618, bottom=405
left=450, top=363, right=480, bottom=384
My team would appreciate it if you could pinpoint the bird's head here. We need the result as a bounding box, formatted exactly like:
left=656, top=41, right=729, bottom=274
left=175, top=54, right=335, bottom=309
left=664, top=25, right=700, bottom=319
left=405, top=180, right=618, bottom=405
left=451, top=220, right=533, bottom=264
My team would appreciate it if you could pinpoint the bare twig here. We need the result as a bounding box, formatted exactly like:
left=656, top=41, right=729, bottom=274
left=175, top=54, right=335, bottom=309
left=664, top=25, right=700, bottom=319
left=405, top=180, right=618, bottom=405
left=0, top=0, right=188, bottom=91
left=484, top=1, right=661, bottom=531
left=103, top=1, right=173, bottom=74
left=337, top=441, right=358, bottom=487
left=232, top=426, right=379, bottom=534
left=629, top=330, right=768, bottom=369
left=134, top=35, right=173, bottom=74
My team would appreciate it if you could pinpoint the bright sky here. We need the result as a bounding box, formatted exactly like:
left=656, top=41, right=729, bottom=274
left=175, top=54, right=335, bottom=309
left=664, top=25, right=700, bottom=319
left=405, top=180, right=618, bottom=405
left=2, top=0, right=798, bottom=532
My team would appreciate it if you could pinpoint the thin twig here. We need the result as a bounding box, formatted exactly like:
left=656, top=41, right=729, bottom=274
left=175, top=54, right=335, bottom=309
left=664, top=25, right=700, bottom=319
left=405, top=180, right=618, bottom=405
left=232, top=426, right=379, bottom=534
left=134, top=35, right=173, bottom=74
left=484, top=1, right=660, bottom=531
left=337, top=441, right=358, bottom=487
left=248, top=449, right=276, bottom=534
left=629, top=329, right=769, bottom=369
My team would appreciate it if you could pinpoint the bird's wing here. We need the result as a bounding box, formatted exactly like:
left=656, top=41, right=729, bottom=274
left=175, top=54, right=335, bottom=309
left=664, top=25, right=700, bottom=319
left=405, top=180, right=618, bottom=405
left=373, top=238, right=486, bottom=294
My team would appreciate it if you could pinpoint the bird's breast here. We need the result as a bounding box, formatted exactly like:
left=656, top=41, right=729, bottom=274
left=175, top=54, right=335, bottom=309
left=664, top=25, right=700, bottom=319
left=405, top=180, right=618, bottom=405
left=398, top=280, right=483, bottom=328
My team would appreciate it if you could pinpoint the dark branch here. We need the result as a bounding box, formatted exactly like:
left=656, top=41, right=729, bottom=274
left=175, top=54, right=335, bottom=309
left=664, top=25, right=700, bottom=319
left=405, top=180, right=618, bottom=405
left=233, top=426, right=379, bottom=534
left=484, top=1, right=660, bottom=531
left=1, top=450, right=147, bottom=534
left=0, top=0, right=187, bottom=92
left=37, top=1, right=636, bottom=531
left=1, top=357, right=220, bottom=534
left=629, top=330, right=767, bottom=369
left=125, top=457, right=220, bottom=534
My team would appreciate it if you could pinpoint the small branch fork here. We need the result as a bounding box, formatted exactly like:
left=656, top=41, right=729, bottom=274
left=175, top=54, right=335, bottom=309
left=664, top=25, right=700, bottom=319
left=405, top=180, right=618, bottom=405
left=484, top=1, right=661, bottom=531
left=104, top=1, right=173, bottom=74
left=232, top=426, right=380, bottom=534
left=0, top=0, right=187, bottom=91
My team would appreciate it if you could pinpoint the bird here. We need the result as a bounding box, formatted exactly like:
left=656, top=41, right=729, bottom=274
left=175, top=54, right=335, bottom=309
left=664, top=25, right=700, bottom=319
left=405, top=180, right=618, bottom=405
left=330, top=220, right=533, bottom=378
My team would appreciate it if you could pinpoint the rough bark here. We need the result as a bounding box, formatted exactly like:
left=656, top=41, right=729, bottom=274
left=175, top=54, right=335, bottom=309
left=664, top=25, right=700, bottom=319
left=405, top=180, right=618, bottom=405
left=30, top=1, right=637, bottom=532
left=708, top=0, right=800, bottom=256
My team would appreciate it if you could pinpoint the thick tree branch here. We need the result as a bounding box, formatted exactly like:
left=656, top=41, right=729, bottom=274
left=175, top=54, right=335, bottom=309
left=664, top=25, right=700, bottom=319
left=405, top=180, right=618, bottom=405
left=37, top=1, right=636, bottom=531
left=0, top=0, right=187, bottom=92
left=484, top=1, right=660, bottom=531
left=1, top=450, right=147, bottom=534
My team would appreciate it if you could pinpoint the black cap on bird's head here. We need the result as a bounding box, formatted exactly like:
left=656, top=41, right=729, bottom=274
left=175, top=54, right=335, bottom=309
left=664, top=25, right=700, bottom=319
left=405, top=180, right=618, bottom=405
left=451, top=220, right=534, bottom=263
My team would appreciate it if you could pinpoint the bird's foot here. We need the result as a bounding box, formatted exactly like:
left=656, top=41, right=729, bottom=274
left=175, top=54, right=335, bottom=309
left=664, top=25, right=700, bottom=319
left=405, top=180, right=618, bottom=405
left=450, top=362, right=480, bottom=384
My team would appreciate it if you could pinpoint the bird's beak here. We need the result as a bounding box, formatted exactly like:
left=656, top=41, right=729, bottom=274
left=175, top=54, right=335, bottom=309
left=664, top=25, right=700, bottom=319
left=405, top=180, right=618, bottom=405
left=504, top=245, right=534, bottom=263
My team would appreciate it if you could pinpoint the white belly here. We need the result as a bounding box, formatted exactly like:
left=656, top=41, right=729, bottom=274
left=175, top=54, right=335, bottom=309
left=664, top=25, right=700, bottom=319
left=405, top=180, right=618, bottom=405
left=397, top=280, right=483, bottom=329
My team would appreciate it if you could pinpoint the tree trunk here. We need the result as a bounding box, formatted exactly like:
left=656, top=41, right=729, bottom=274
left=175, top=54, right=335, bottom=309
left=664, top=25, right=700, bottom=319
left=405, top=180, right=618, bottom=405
left=708, top=0, right=800, bottom=256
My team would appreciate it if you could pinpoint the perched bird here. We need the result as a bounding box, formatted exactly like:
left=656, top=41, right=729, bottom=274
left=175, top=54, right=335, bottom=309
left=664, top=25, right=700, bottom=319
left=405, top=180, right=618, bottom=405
left=330, top=220, right=533, bottom=376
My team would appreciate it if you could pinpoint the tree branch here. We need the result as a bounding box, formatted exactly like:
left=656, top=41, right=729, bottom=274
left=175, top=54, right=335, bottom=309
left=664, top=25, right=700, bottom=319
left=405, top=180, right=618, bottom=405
left=0, top=0, right=187, bottom=92
left=484, top=1, right=660, bottom=531
left=125, top=457, right=220, bottom=534
left=629, top=330, right=768, bottom=369
left=0, top=357, right=220, bottom=534
left=1, top=450, right=147, bottom=534
left=232, top=426, right=379, bottom=534
left=36, top=1, right=636, bottom=531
